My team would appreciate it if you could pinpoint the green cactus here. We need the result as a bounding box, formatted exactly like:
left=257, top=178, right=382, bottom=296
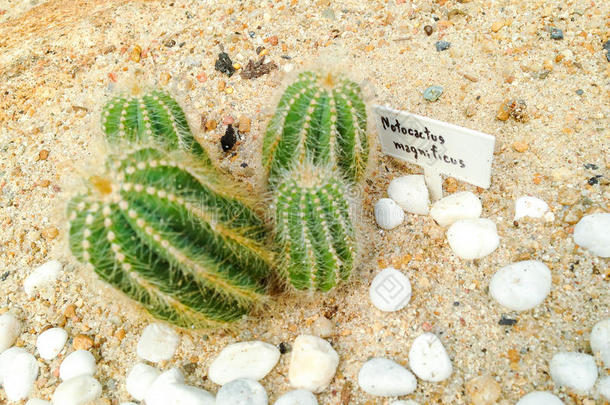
left=101, top=90, right=212, bottom=166
left=272, top=163, right=356, bottom=292
left=67, top=90, right=274, bottom=328
left=263, top=71, right=369, bottom=187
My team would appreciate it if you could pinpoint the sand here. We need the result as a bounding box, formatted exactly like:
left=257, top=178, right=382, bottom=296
left=0, top=0, right=608, bottom=403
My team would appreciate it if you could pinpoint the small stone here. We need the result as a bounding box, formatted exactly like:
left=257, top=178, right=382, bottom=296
left=208, top=341, right=281, bottom=385
left=424, top=25, right=433, bottom=36
left=215, top=52, right=236, bottom=77
left=73, top=334, right=94, bottom=351
left=41, top=226, right=59, bottom=240
left=430, top=191, right=482, bottom=227
left=435, top=40, right=451, bottom=51
left=240, top=57, right=278, bottom=79
left=557, top=187, right=578, bottom=206
left=358, top=358, right=417, bottom=396
left=408, top=333, right=452, bottom=382
left=24, top=260, right=62, bottom=297
left=575, top=89, right=584, bottom=95
left=374, top=198, right=405, bottom=230
left=51, top=375, right=102, bottom=405
left=137, top=323, right=179, bottom=363
left=549, top=352, right=597, bottom=392
left=387, top=175, right=430, bottom=215
left=550, top=28, right=564, bottom=40
left=59, top=350, right=96, bottom=381
left=37, top=327, right=68, bottom=360
left=159, top=72, right=171, bottom=86
left=267, top=35, right=279, bottom=46
left=216, top=378, right=268, bottom=405
left=205, top=119, right=218, bottom=132
left=489, top=260, right=551, bottom=311
left=573, top=213, right=610, bottom=257
left=143, top=368, right=185, bottom=404
left=146, top=382, right=215, bottom=405
left=512, top=141, right=529, bottom=153
left=497, top=99, right=528, bottom=122
left=516, top=392, right=564, bottom=405
left=465, top=374, right=501, bottom=405
left=126, top=362, right=161, bottom=400
left=311, top=317, right=333, bottom=338
left=0, top=347, right=39, bottom=401
left=562, top=206, right=584, bottom=225
left=369, top=267, right=411, bottom=312
left=238, top=115, right=251, bottom=133
left=221, top=124, right=237, bottom=152
left=590, top=318, right=610, bottom=366
left=289, top=335, right=339, bottom=393
left=490, top=21, right=504, bottom=32
left=598, top=376, right=610, bottom=401
left=514, top=196, right=549, bottom=221
left=38, top=149, right=50, bottom=160
left=446, top=218, right=500, bottom=260
left=423, top=85, right=443, bottom=102
left=0, top=312, right=20, bottom=352
left=274, top=389, right=317, bottom=405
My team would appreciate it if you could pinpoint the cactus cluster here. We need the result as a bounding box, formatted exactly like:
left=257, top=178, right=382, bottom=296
left=264, top=71, right=369, bottom=292
left=68, top=91, right=273, bottom=328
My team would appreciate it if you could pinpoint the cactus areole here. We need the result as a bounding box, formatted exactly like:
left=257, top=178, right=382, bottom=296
left=68, top=91, right=273, bottom=328
left=263, top=71, right=369, bottom=187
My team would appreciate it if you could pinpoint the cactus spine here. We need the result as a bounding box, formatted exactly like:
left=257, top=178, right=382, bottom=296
left=68, top=91, right=273, bottom=328
left=264, top=72, right=368, bottom=291
left=263, top=71, right=368, bottom=186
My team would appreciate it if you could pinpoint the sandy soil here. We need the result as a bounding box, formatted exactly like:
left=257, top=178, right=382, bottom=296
left=0, top=0, right=608, bottom=403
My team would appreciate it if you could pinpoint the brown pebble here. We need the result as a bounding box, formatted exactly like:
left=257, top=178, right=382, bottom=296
left=218, top=80, right=226, bottom=92
left=563, top=206, right=583, bottom=224
left=41, top=226, right=59, bottom=240
left=445, top=177, right=459, bottom=193
left=114, top=328, right=126, bottom=341
left=159, top=72, right=171, bottom=86
left=557, top=187, right=579, bottom=206
left=73, top=334, right=94, bottom=350
left=512, top=141, right=529, bottom=153
left=130, top=45, right=141, bottom=63
left=424, top=25, right=434, bottom=36
left=238, top=115, right=251, bottom=133
left=465, top=374, right=501, bottom=405
left=491, top=21, right=504, bottom=33
left=496, top=101, right=510, bottom=121
left=205, top=119, right=218, bottom=132
left=64, top=304, right=77, bottom=320
left=39, top=179, right=51, bottom=187
left=38, top=150, right=50, bottom=160
left=267, top=35, right=279, bottom=46
left=222, top=115, right=235, bottom=125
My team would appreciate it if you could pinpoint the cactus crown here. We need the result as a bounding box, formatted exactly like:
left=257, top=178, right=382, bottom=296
left=273, top=163, right=355, bottom=292
left=68, top=91, right=273, bottom=328
left=262, top=71, right=369, bottom=187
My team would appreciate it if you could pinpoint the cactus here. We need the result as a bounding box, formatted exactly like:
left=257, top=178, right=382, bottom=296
left=101, top=90, right=212, bottom=166
left=67, top=91, right=274, bottom=328
left=273, top=164, right=355, bottom=292
left=262, top=71, right=369, bottom=187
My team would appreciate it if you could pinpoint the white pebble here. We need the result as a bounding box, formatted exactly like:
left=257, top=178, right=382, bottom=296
left=143, top=367, right=185, bottom=402
left=216, top=378, right=267, bottom=405
left=514, top=196, right=549, bottom=221
left=37, top=327, right=68, bottom=360
left=26, top=400, right=52, bottom=405
left=408, top=333, right=452, bottom=382
left=574, top=213, right=610, bottom=257
left=289, top=335, right=339, bottom=393
left=0, top=347, right=39, bottom=401
left=598, top=376, right=610, bottom=401
left=137, top=323, right=179, bottom=362
left=430, top=191, right=482, bottom=227
left=387, top=175, right=430, bottom=215
left=126, top=362, right=161, bottom=400
left=549, top=352, right=597, bottom=392
left=489, top=260, right=552, bottom=311
left=358, top=358, right=417, bottom=396
left=590, top=318, right=610, bottom=366
left=311, top=317, right=333, bottom=338
left=52, top=375, right=102, bottom=405
left=208, top=341, right=280, bottom=385
left=0, top=312, right=20, bottom=352
left=274, top=389, right=317, bottom=405
left=515, top=391, right=564, bottom=405
left=369, top=267, right=411, bottom=312
left=145, top=383, right=215, bottom=405
left=60, top=350, right=96, bottom=381
left=24, top=260, right=62, bottom=297
left=374, top=198, right=405, bottom=230
left=446, top=218, right=499, bottom=259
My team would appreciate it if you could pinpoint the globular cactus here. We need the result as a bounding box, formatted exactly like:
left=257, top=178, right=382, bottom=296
left=263, top=71, right=369, bottom=186
left=101, top=90, right=212, bottom=166
left=67, top=91, right=273, bottom=328
left=273, top=164, right=355, bottom=291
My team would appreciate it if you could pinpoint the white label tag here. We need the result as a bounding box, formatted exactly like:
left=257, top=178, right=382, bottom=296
left=373, top=105, right=495, bottom=189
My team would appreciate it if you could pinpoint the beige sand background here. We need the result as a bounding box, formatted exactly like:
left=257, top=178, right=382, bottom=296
left=0, top=0, right=608, bottom=403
